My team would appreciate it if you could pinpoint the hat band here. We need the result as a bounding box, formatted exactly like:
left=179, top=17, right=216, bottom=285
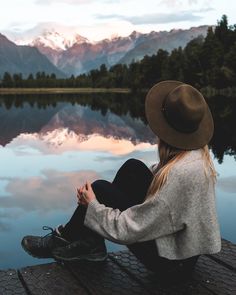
left=162, top=103, right=199, bottom=134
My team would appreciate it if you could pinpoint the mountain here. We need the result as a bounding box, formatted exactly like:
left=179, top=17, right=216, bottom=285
left=0, top=33, right=65, bottom=78
left=30, top=30, right=88, bottom=51
left=2, top=25, right=209, bottom=77
left=119, top=26, right=208, bottom=64
left=56, top=32, right=143, bottom=75
left=30, top=30, right=89, bottom=66
left=5, top=23, right=89, bottom=50
left=29, top=26, right=208, bottom=75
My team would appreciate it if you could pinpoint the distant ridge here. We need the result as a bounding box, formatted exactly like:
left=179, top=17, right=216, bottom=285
left=119, top=26, right=209, bottom=64
left=29, top=26, right=209, bottom=75
left=1, top=25, right=209, bottom=77
left=0, top=33, right=65, bottom=78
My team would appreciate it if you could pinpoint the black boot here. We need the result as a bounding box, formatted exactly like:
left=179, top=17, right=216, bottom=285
left=52, top=233, right=108, bottom=262
left=21, top=225, right=70, bottom=258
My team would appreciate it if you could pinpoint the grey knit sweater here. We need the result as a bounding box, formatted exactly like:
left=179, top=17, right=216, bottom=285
left=84, top=149, right=221, bottom=259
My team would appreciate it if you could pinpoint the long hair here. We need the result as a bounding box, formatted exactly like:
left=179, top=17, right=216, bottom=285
left=146, top=139, right=217, bottom=199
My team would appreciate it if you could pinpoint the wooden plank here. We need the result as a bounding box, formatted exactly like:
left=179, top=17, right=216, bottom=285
left=207, top=239, right=236, bottom=272
left=19, top=262, right=88, bottom=295
left=66, top=257, right=150, bottom=295
left=0, top=269, right=26, bottom=295
left=194, top=255, right=236, bottom=295
left=109, top=251, right=213, bottom=295
left=1, top=238, right=235, bottom=295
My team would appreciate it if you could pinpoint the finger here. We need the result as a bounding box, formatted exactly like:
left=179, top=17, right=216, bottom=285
left=81, top=186, right=87, bottom=194
left=86, top=181, right=91, bottom=191
left=82, top=192, right=87, bottom=200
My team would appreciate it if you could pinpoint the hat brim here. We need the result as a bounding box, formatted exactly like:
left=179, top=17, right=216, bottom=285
left=145, top=80, right=214, bottom=150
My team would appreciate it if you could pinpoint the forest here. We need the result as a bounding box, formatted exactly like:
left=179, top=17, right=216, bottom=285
left=1, top=15, right=236, bottom=91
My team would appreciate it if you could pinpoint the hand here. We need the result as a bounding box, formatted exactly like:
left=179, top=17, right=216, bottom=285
left=77, top=181, right=96, bottom=206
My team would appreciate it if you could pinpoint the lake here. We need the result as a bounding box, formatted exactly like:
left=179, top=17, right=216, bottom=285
left=0, top=93, right=235, bottom=270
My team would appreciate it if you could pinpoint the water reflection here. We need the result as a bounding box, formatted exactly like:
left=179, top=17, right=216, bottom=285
left=0, top=93, right=235, bottom=162
left=0, top=170, right=99, bottom=213
left=217, top=176, right=236, bottom=193
left=208, top=95, right=236, bottom=163
left=0, top=93, right=235, bottom=269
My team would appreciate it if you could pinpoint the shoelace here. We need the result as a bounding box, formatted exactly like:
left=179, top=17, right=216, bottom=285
left=42, top=226, right=54, bottom=235
left=41, top=226, right=56, bottom=248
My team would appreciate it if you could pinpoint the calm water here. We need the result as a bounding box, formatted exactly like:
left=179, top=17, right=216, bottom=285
left=0, top=93, right=235, bottom=270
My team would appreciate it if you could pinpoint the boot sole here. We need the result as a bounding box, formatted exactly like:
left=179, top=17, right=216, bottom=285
left=53, top=252, right=108, bottom=262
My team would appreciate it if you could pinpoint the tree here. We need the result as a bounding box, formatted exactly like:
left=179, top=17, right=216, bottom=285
left=2, top=72, right=13, bottom=87
left=184, top=36, right=204, bottom=86
left=12, top=73, right=23, bottom=87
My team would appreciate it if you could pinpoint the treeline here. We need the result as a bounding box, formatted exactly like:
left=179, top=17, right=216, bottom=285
left=1, top=15, right=236, bottom=90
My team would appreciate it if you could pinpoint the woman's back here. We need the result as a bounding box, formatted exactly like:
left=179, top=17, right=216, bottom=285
left=153, top=149, right=221, bottom=259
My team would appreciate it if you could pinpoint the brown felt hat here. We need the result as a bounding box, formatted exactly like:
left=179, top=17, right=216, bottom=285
left=145, top=80, right=214, bottom=150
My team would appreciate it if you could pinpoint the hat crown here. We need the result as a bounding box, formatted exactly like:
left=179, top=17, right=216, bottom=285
left=163, top=85, right=206, bottom=133
left=145, top=80, right=214, bottom=150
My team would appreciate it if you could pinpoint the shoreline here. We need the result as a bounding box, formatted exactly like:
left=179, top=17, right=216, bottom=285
left=0, top=88, right=130, bottom=95
left=1, top=87, right=235, bottom=96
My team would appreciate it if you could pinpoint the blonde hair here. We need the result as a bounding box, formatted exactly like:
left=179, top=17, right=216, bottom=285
left=146, top=139, right=217, bottom=199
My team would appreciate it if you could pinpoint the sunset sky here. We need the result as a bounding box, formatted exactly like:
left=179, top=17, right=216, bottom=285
left=1, top=0, right=236, bottom=40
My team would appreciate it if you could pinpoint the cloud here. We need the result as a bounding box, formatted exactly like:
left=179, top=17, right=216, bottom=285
left=128, top=12, right=201, bottom=24
left=0, top=221, right=11, bottom=232
left=160, top=0, right=196, bottom=6
left=35, top=0, right=93, bottom=5
left=0, top=169, right=100, bottom=213
left=160, top=0, right=212, bottom=8
left=96, top=9, right=212, bottom=25
left=217, top=176, right=236, bottom=193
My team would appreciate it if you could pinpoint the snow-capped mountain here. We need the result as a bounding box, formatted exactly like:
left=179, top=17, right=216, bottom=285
left=6, top=23, right=89, bottom=51
left=56, top=32, right=143, bottom=75
left=41, top=26, right=208, bottom=76
left=2, top=23, right=209, bottom=76
left=29, top=29, right=89, bottom=66
left=30, top=30, right=88, bottom=51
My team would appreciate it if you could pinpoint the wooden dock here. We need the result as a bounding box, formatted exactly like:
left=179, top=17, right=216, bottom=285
left=0, top=238, right=235, bottom=295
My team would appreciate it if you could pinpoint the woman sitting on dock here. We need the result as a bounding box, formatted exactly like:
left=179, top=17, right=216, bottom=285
left=21, top=80, right=221, bottom=282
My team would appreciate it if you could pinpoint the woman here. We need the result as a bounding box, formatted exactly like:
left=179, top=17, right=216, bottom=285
left=22, top=80, right=221, bottom=282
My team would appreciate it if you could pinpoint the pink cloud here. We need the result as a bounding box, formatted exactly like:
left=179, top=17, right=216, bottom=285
left=0, top=169, right=100, bottom=213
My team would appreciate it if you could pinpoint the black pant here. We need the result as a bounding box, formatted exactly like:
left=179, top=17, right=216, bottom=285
left=62, top=159, right=198, bottom=281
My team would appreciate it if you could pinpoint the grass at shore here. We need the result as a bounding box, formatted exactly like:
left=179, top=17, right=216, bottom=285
left=1, top=86, right=235, bottom=96
left=0, top=88, right=130, bottom=95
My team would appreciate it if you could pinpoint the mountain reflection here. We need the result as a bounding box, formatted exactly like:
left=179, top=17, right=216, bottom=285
left=0, top=92, right=235, bottom=163
left=11, top=132, right=153, bottom=155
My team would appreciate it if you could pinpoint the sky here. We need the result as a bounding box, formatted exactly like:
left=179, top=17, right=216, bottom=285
left=1, top=0, right=236, bottom=41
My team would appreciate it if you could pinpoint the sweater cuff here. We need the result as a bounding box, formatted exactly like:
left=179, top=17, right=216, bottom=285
left=88, top=198, right=101, bottom=209
left=84, top=198, right=100, bottom=227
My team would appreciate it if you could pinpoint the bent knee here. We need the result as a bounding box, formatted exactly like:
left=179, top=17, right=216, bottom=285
left=123, top=158, right=147, bottom=170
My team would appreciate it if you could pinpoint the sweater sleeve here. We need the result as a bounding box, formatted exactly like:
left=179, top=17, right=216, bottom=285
left=84, top=196, right=174, bottom=245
